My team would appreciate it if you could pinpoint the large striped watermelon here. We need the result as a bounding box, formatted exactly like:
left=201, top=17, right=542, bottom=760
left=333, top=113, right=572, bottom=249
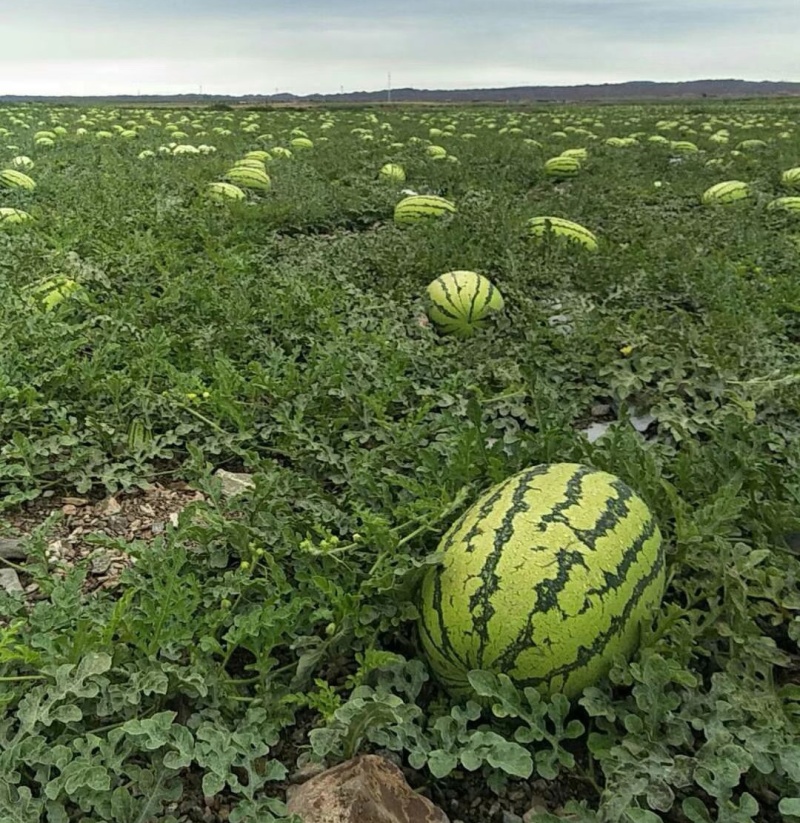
left=0, top=169, right=36, bottom=191
left=418, top=463, right=665, bottom=699
left=426, top=270, right=504, bottom=337
left=702, top=180, right=750, bottom=205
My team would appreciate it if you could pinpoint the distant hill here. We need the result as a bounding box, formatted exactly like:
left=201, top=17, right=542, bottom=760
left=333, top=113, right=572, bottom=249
left=2, top=79, right=800, bottom=106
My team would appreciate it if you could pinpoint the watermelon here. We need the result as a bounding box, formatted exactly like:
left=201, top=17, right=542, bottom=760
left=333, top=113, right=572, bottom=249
left=224, top=166, right=271, bottom=190
left=766, top=197, right=800, bottom=214
left=0, top=207, right=34, bottom=225
left=379, top=163, right=406, bottom=183
left=10, top=156, right=34, bottom=170
left=232, top=158, right=267, bottom=171
left=781, top=168, right=800, bottom=190
left=701, top=181, right=750, bottom=205
left=0, top=169, right=36, bottom=191
left=394, top=195, right=456, bottom=225
left=527, top=216, right=598, bottom=251
left=418, top=463, right=665, bottom=699
left=205, top=182, right=247, bottom=203
left=671, top=141, right=699, bottom=154
left=544, top=155, right=581, bottom=178
left=426, top=271, right=504, bottom=337
left=559, top=148, right=588, bottom=161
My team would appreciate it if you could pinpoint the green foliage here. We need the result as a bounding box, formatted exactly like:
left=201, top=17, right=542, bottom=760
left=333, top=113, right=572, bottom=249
left=1, top=100, right=799, bottom=821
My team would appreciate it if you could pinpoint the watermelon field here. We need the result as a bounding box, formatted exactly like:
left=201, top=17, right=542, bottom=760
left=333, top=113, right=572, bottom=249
left=1, top=100, right=800, bottom=823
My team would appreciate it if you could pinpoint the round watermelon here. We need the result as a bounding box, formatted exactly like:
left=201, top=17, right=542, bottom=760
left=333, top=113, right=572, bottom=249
left=418, top=463, right=665, bottom=699
left=379, top=163, right=406, bottom=183
left=426, top=271, right=504, bottom=337
left=781, top=168, right=800, bottom=190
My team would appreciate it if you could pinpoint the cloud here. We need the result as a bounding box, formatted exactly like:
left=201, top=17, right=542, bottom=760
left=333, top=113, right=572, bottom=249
left=1, top=0, right=797, bottom=95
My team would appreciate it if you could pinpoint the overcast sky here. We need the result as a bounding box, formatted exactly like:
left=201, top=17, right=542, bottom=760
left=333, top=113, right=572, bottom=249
left=1, top=0, right=798, bottom=96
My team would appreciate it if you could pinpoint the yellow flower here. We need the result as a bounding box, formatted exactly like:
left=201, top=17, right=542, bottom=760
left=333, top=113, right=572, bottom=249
left=620, top=345, right=634, bottom=357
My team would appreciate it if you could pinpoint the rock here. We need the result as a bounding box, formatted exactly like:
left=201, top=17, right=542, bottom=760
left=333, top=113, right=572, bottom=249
left=62, top=504, right=78, bottom=516
left=46, top=539, right=66, bottom=563
left=0, top=569, right=23, bottom=593
left=590, top=403, right=612, bottom=418
left=0, top=538, right=28, bottom=561
left=629, top=412, right=656, bottom=433
left=523, top=799, right=549, bottom=823
left=214, top=469, right=255, bottom=498
left=502, top=812, right=523, bottom=823
left=582, top=421, right=612, bottom=444
left=783, top=533, right=800, bottom=555
left=289, top=761, right=327, bottom=784
left=101, top=497, right=122, bottom=515
left=90, top=551, right=114, bottom=575
left=286, top=754, right=450, bottom=823
left=62, top=497, right=89, bottom=506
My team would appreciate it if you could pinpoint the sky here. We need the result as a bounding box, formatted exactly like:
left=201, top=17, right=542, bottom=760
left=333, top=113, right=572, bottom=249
left=1, top=0, right=798, bottom=96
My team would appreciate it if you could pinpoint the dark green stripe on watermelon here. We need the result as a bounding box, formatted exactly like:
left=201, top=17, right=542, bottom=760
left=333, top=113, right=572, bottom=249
left=419, top=569, right=470, bottom=671
left=468, top=467, right=551, bottom=662
left=491, top=514, right=658, bottom=672
left=434, top=276, right=463, bottom=318
left=511, top=545, right=665, bottom=691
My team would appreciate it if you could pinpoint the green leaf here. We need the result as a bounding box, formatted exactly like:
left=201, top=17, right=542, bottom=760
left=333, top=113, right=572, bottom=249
left=428, top=750, right=458, bottom=778
left=202, top=771, right=226, bottom=797
left=682, top=797, right=712, bottom=823
left=626, top=810, right=663, bottom=823
left=779, top=799, right=800, bottom=818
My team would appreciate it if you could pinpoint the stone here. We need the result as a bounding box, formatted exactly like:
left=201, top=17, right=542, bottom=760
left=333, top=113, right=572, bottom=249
left=0, top=538, right=28, bottom=560
left=62, top=505, right=78, bottom=516
left=46, top=540, right=66, bottom=562
left=214, top=469, right=255, bottom=498
left=0, top=569, right=23, bottom=593
left=101, top=497, right=122, bottom=515
left=90, top=551, right=114, bottom=575
left=289, top=761, right=327, bottom=784
left=629, top=412, right=656, bottom=433
left=286, top=754, right=450, bottom=823
left=523, top=799, right=549, bottom=823
left=590, top=403, right=612, bottom=418
left=582, top=421, right=612, bottom=444
left=502, top=812, right=523, bottom=823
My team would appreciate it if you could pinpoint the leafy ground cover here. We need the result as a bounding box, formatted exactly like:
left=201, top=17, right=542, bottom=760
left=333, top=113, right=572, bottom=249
left=0, top=100, right=799, bottom=823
